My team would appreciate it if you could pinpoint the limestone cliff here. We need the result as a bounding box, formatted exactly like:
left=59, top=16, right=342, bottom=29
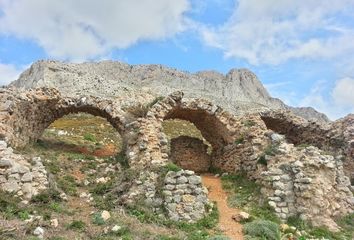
left=9, top=60, right=329, bottom=122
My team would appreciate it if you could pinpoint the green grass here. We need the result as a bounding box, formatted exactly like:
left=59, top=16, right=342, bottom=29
left=67, top=220, right=86, bottom=231
left=221, top=173, right=260, bottom=208
left=126, top=203, right=219, bottom=240
left=57, top=175, right=78, bottom=195
left=164, top=162, right=182, bottom=172
left=286, top=214, right=354, bottom=239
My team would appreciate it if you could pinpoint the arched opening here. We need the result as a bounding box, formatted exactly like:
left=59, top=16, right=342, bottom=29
left=22, top=112, right=124, bottom=195
left=163, top=119, right=212, bottom=173
left=39, top=113, right=122, bottom=158
left=161, top=106, right=233, bottom=173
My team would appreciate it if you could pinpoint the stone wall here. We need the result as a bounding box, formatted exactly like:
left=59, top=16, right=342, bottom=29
left=0, top=140, right=48, bottom=200
left=260, top=141, right=353, bottom=231
left=122, top=169, right=210, bottom=223
left=163, top=170, right=209, bottom=222
left=170, top=136, right=211, bottom=173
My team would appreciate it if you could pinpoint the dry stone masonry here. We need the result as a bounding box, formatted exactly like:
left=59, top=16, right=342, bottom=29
left=163, top=170, right=210, bottom=222
left=0, top=87, right=353, bottom=228
left=0, top=140, right=48, bottom=199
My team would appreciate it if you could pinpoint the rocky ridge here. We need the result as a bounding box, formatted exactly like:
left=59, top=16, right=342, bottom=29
left=9, top=60, right=329, bottom=123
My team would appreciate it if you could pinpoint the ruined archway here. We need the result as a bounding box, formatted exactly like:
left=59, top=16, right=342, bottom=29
left=132, top=91, right=250, bottom=172
left=0, top=88, right=127, bottom=149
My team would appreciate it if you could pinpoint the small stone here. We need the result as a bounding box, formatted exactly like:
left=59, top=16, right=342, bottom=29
left=188, top=175, right=201, bottom=185
left=3, top=180, right=20, bottom=193
left=0, top=159, right=13, bottom=168
left=50, top=219, right=59, bottom=228
left=111, top=225, right=121, bottom=232
left=165, top=177, right=176, bottom=184
left=21, top=172, right=33, bottom=182
left=165, top=184, right=175, bottom=190
left=280, top=223, right=289, bottom=232
left=232, top=211, right=250, bottom=222
left=33, top=226, right=44, bottom=238
left=176, top=176, right=188, bottom=184
left=60, top=192, right=68, bottom=201
left=268, top=201, right=277, bottom=208
left=96, top=177, right=108, bottom=184
left=101, top=210, right=111, bottom=221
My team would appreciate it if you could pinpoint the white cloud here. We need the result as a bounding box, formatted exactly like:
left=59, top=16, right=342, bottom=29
left=300, top=78, right=354, bottom=120
left=0, top=0, right=190, bottom=61
left=0, top=63, right=23, bottom=86
left=201, top=0, right=354, bottom=65
left=332, top=77, right=354, bottom=107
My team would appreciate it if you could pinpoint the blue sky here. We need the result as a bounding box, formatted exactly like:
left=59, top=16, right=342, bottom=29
left=0, top=0, right=354, bottom=120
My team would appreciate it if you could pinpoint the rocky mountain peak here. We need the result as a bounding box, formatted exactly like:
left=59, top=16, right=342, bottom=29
left=9, top=60, right=329, bottom=123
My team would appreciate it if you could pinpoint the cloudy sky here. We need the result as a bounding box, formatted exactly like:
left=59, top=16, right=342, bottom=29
left=0, top=0, right=354, bottom=120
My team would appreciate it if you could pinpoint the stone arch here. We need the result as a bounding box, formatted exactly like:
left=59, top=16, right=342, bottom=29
left=259, top=111, right=346, bottom=151
left=132, top=91, right=247, bottom=171
left=0, top=88, right=127, bottom=148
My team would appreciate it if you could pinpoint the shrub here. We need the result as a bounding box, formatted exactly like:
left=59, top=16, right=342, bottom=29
left=164, top=162, right=181, bottom=172
left=83, top=133, right=96, bottom=142
left=115, top=151, right=129, bottom=168
left=67, top=220, right=86, bottom=231
left=92, top=213, right=106, bottom=225
left=31, top=189, right=61, bottom=204
left=244, top=220, right=281, bottom=240
left=18, top=210, right=30, bottom=220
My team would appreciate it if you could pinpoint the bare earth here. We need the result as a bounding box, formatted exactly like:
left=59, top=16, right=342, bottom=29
left=202, top=175, right=244, bottom=240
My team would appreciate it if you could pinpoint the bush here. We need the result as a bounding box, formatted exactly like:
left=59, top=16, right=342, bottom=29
left=164, top=162, right=181, bottom=172
left=83, top=133, right=96, bottom=142
left=67, top=220, right=86, bottom=231
left=31, top=189, right=61, bottom=204
left=244, top=220, right=281, bottom=240
left=92, top=212, right=106, bottom=225
left=115, top=151, right=129, bottom=168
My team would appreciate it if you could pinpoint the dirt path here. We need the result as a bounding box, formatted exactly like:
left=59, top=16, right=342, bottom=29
left=202, top=175, right=244, bottom=240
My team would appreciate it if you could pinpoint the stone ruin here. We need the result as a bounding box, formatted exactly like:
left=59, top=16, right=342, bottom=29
left=0, top=87, right=353, bottom=229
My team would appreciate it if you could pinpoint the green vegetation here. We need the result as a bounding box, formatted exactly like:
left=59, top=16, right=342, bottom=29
left=57, top=174, right=78, bottom=195
left=243, top=220, right=281, bottom=240
left=257, top=144, right=279, bottom=166
left=92, top=212, right=106, bottom=225
left=114, top=151, right=129, bottom=168
left=221, top=173, right=260, bottom=208
left=234, top=135, right=245, bottom=145
left=67, top=220, right=86, bottom=231
left=242, top=120, right=256, bottom=127
left=164, top=162, right=182, bottom=172
left=84, top=133, right=96, bottom=142
left=126, top=202, right=220, bottom=239
left=287, top=214, right=354, bottom=240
